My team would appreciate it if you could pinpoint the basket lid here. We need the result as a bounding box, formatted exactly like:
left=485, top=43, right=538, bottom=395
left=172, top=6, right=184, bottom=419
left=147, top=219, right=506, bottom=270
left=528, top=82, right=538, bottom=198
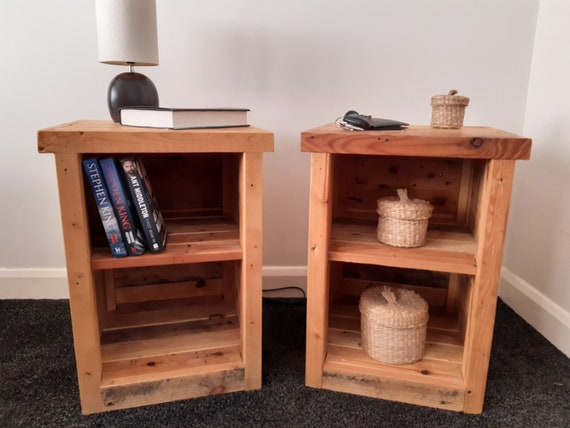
left=431, top=89, right=470, bottom=106
left=377, top=189, right=433, bottom=219
left=359, top=285, right=429, bottom=328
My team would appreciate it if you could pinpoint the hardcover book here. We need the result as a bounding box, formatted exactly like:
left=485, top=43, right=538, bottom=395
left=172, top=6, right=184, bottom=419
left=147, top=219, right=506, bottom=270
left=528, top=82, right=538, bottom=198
left=82, top=159, right=128, bottom=258
left=99, top=158, right=147, bottom=256
left=120, top=157, right=167, bottom=253
left=119, top=107, right=250, bottom=129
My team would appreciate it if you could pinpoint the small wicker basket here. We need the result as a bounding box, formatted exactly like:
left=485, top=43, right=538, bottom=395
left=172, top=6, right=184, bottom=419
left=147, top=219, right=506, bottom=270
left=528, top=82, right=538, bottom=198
left=377, top=189, right=433, bottom=248
left=431, top=89, right=470, bottom=129
left=359, top=285, right=429, bottom=364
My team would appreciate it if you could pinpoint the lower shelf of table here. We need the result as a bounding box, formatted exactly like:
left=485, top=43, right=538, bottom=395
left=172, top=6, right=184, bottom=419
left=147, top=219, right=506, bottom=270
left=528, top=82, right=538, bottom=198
left=314, top=304, right=468, bottom=412
left=93, top=297, right=248, bottom=412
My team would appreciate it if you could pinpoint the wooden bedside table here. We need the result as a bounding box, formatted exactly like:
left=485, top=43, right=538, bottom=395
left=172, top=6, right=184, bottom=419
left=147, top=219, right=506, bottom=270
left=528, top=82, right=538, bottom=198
left=301, top=124, right=531, bottom=413
left=38, top=121, right=274, bottom=414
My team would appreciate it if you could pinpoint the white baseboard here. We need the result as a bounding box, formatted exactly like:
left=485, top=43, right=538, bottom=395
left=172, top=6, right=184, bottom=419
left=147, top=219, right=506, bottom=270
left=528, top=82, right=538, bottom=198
left=500, top=267, right=570, bottom=358
left=0, top=268, right=69, bottom=299
left=0, top=266, right=308, bottom=299
left=262, top=266, right=307, bottom=298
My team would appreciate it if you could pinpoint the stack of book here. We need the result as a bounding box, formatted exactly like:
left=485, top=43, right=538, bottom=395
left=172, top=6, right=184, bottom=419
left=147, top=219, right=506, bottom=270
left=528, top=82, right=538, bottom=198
left=82, top=157, right=167, bottom=258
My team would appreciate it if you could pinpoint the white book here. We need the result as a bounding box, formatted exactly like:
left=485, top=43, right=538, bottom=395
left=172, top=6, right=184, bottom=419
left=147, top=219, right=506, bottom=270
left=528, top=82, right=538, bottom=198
left=119, top=107, right=250, bottom=129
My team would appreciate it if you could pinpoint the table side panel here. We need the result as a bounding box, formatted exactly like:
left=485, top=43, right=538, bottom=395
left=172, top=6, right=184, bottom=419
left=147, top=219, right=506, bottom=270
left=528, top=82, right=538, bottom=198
left=239, top=152, right=264, bottom=390
left=462, top=159, right=516, bottom=414
left=305, top=153, right=334, bottom=388
left=54, top=153, right=104, bottom=414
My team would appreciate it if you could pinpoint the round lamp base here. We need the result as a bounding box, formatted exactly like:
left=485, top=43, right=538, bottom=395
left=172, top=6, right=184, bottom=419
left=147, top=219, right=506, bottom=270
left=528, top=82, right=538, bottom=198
left=107, top=72, right=159, bottom=123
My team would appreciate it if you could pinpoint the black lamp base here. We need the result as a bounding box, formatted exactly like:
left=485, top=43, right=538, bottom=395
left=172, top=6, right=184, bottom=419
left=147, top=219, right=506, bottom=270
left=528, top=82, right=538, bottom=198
left=107, top=71, right=159, bottom=123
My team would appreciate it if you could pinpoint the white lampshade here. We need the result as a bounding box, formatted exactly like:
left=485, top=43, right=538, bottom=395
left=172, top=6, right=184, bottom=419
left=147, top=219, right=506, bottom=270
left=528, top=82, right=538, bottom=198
left=96, top=0, right=159, bottom=66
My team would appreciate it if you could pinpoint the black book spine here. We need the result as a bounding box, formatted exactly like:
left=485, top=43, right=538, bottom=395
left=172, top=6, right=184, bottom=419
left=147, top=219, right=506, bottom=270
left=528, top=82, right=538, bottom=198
left=120, top=158, right=167, bottom=254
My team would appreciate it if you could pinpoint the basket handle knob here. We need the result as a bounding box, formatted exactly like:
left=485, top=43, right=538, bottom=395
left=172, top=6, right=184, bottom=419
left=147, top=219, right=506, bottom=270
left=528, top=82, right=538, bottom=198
left=381, top=286, right=397, bottom=304
left=448, top=89, right=458, bottom=96
left=396, top=188, right=409, bottom=202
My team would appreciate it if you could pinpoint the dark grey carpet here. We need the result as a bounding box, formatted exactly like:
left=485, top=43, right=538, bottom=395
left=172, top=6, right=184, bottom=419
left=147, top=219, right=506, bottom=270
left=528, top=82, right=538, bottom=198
left=0, top=298, right=568, bottom=428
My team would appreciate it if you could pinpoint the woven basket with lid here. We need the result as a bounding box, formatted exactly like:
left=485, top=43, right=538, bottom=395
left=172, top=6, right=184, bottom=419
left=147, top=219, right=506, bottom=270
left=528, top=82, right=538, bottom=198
left=377, top=189, right=433, bottom=248
left=359, top=285, right=429, bottom=364
left=431, top=89, right=470, bottom=129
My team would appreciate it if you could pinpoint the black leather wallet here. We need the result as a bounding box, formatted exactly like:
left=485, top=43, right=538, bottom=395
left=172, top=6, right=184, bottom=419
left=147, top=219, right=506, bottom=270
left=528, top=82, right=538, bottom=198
left=340, top=110, right=409, bottom=130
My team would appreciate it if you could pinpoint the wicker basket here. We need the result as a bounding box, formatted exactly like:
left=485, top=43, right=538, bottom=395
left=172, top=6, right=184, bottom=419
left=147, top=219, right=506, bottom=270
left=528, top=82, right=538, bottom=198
left=431, top=89, right=470, bottom=129
left=377, top=189, right=433, bottom=248
left=359, top=285, right=429, bottom=364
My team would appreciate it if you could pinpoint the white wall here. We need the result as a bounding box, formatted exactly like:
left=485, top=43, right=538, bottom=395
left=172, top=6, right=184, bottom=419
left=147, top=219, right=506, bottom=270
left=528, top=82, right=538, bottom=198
left=500, top=0, right=570, bottom=357
left=7, top=0, right=567, bottom=355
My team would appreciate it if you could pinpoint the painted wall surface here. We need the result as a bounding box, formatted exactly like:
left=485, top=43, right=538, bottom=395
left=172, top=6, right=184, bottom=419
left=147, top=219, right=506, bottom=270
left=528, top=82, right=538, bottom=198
left=501, top=0, right=570, bottom=355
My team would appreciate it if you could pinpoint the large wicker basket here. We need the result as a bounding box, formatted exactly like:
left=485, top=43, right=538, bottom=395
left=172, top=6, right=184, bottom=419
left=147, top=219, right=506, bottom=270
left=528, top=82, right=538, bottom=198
left=431, top=89, right=470, bottom=129
left=359, top=285, right=429, bottom=364
left=377, top=189, right=433, bottom=248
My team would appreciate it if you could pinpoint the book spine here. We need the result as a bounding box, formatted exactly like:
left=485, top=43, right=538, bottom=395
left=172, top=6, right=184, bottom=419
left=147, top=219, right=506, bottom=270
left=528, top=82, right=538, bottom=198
left=82, top=159, right=128, bottom=258
left=120, top=158, right=167, bottom=254
left=99, top=158, right=147, bottom=256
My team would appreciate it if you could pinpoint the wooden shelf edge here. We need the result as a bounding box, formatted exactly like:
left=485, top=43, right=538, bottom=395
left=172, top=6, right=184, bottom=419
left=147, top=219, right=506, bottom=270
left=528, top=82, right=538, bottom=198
left=99, top=364, right=246, bottom=412
left=330, top=223, right=477, bottom=275
left=321, top=362, right=466, bottom=412
left=322, top=343, right=465, bottom=413
left=91, top=240, right=242, bottom=270
left=101, top=345, right=244, bottom=387
left=91, top=217, right=243, bottom=270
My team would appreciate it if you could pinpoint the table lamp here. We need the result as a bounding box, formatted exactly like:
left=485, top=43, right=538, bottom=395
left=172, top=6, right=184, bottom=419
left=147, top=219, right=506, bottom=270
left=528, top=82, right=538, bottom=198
left=95, top=0, right=159, bottom=123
